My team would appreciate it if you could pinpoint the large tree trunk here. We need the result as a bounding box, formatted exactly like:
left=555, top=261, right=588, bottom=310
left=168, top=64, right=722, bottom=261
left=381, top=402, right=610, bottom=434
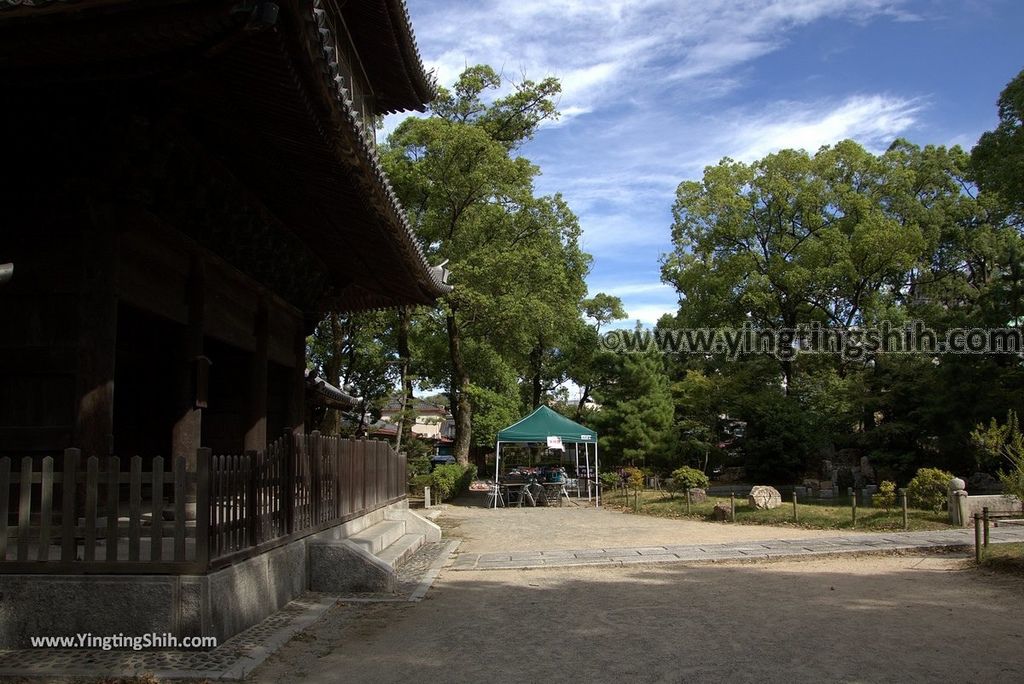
left=320, top=313, right=344, bottom=435
left=574, top=384, right=591, bottom=422
left=447, top=313, right=473, bottom=465
left=397, top=307, right=415, bottom=449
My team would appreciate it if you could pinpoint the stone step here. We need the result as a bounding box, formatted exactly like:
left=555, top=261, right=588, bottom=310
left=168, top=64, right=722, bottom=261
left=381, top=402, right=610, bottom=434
left=347, top=519, right=407, bottom=555
left=376, top=532, right=425, bottom=569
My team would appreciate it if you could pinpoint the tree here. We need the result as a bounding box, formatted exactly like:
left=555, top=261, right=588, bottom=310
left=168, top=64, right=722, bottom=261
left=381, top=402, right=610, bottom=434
left=383, top=66, right=589, bottom=464
left=593, top=336, right=675, bottom=468
left=972, top=68, right=1024, bottom=223
left=306, top=311, right=398, bottom=435
left=563, top=293, right=626, bottom=420
left=660, top=137, right=1021, bottom=480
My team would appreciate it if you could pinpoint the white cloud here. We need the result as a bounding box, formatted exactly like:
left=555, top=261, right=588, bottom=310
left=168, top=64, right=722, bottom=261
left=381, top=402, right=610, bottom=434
left=592, top=282, right=674, bottom=297
left=723, top=94, right=924, bottom=161
left=406, top=0, right=914, bottom=120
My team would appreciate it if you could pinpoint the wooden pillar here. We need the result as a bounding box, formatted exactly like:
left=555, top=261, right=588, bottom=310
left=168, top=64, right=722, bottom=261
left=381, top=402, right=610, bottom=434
left=74, top=228, right=118, bottom=457
left=244, top=299, right=269, bottom=451
left=172, top=254, right=205, bottom=465
left=287, top=315, right=307, bottom=436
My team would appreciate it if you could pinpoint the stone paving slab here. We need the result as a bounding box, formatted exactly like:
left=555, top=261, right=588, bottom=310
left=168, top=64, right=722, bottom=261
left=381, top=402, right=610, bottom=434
left=448, top=525, right=1024, bottom=571
left=0, top=540, right=460, bottom=680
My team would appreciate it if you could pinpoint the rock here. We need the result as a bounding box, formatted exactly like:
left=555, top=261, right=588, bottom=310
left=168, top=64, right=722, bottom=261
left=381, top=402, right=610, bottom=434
left=820, top=460, right=833, bottom=480
left=686, top=488, right=708, bottom=504
left=860, top=455, right=875, bottom=482
left=748, top=485, right=782, bottom=510
left=968, top=472, right=1000, bottom=493
left=712, top=502, right=731, bottom=520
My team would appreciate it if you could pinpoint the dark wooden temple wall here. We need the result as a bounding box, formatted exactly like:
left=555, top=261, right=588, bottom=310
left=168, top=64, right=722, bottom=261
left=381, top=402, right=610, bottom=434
left=1, top=103, right=310, bottom=462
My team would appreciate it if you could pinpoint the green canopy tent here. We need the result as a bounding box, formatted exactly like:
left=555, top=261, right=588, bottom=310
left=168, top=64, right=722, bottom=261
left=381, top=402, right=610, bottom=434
left=494, top=405, right=600, bottom=506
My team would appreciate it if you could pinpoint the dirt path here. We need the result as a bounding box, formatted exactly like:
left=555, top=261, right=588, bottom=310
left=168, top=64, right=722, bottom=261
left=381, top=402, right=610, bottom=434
left=251, top=554, right=1024, bottom=683
left=430, top=496, right=844, bottom=553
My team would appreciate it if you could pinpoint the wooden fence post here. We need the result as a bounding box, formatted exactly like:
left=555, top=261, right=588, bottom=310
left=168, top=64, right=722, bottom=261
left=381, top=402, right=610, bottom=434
left=730, top=492, right=736, bottom=522
left=983, top=506, right=990, bottom=547
left=900, top=488, right=908, bottom=530
left=106, top=455, right=120, bottom=561
left=0, top=457, right=9, bottom=561
left=39, top=456, right=53, bottom=562
left=61, top=448, right=80, bottom=562
left=974, top=513, right=983, bottom=563
left=18, top=456, right=32, bottom=561
left=310, top=431, right=322, bottom=526
left=851, top=490, right=857, bottom=527
left=793, top=489, right=799, bottom=523
left=282, top=428, right=295, bottom=535
left=195, top=447, right=211, bottom=570
left=245, top=450, right=258, bottom=548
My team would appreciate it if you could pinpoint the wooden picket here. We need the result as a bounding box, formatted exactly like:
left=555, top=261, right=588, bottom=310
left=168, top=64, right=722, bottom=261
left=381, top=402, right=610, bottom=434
left=0, top=450, right=199, bottom=573
left=0, top=432, right=407, bottom=574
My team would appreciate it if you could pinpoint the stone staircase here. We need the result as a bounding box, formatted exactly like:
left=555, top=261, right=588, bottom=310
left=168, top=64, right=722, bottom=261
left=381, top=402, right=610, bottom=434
left=308, top=506, right=440, bottom=593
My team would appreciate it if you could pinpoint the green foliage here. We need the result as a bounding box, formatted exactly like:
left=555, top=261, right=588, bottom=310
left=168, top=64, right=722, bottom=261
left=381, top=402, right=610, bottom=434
left=429, top=463, right=478, bottom=502
left=739, top=388, right=818, bottom=482
left=409, top=474, right=433, bottom=496
left=668, top=466, right=710, bottom=493
left=563, top=294, right=627, bottom=420
left=306, top=311, right=399, bottom=435
left=972, top=68, right=1024, bottom=221
left=660, top=109, right=1024, bottom=481
left=971, top=410, right=1024, bottom=472
left=906, top=468, right=955, bottom=512
left=599, top=472, right=620, bottom=490
left=593, top=339, right=674, bottom=467
left=383, top=65, right=589, bottom=461
left=407, top=455, right=431, bottom=479
left=623, top=466, right=645, bottom=492
left=972, top=410, right=1024, bottom=503
left=872, top=480, right=897, bottom=511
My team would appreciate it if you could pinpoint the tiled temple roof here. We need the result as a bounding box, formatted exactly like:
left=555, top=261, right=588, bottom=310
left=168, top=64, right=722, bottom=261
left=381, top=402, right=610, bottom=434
left=0, top=0, right=450, bottom=311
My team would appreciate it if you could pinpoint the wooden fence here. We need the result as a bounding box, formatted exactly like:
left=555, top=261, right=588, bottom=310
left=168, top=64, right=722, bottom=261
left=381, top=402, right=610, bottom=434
left=1, top=432, right=406, bottom=574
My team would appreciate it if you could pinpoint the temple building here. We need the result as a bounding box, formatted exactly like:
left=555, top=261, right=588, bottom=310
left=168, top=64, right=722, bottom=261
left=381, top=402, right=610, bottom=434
left=0, top=0, right=449, bottom=646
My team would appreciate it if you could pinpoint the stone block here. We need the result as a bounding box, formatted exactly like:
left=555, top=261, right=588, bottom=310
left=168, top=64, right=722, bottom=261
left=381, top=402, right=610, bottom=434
left=309, top=540, right=396, bottom=593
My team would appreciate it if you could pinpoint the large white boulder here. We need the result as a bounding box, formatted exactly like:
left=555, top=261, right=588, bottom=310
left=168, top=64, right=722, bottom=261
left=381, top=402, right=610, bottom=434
left=748, top=485, right=783, bottom=510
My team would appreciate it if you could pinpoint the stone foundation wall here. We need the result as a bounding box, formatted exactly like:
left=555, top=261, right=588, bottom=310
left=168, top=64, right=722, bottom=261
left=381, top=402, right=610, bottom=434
left=0, top=500, right=410, bottom=649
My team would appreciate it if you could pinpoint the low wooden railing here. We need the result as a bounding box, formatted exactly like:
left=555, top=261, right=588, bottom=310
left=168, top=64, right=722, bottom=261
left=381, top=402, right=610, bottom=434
left=0, top=432, right=406, bottom=574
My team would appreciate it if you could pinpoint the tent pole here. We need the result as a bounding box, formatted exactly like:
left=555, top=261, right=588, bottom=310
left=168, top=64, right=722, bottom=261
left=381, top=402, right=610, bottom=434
left=495, top=442, right=501, bottom=483
left=595, top=441, right=600, bottom=508
left=574, top=443, right=580, bottom=498
left=585, top=443, right=591, bottom=502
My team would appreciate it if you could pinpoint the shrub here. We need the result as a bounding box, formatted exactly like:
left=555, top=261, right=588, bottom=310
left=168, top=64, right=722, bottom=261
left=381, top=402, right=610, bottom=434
left=599, top=471, right=620, bottom=490
left=409, top=474, right=433, bottom=496
left=906, top=467, right=954, bottom=512
left=872, top=480, right=897, bottom=511
left=407, top=455, right=431, bottom=479
left=623, top=466, right=644, bottom=491
left=428, top=463, right=477, bottom=502
left=668, top=466, right=710, bottom=492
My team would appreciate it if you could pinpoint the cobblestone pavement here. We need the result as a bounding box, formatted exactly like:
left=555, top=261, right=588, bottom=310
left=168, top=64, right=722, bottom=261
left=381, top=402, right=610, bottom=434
left=449, top=524, right=1024, bottom=570
left=0, top=540, right=458, bottom=681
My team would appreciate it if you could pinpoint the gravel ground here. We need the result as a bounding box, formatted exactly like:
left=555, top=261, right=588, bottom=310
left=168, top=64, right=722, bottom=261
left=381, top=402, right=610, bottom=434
left=251, top=554, right=1024, bottom=683
left=430, top=494, right=844, bottom=553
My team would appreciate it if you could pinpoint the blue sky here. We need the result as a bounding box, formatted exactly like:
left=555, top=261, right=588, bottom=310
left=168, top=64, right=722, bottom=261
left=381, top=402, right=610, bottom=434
left=386, top=0, right=1024, bottom=327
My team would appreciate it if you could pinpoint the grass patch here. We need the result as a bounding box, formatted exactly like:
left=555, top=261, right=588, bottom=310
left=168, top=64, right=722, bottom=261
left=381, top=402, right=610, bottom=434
left=979, top=542, right=1024, bottom=575
left=605, top=489, right=951, bottom=532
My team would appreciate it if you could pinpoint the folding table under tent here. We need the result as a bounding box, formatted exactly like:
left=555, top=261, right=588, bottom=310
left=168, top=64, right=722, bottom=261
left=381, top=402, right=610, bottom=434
left=494, top=405, right=600, bottom=507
